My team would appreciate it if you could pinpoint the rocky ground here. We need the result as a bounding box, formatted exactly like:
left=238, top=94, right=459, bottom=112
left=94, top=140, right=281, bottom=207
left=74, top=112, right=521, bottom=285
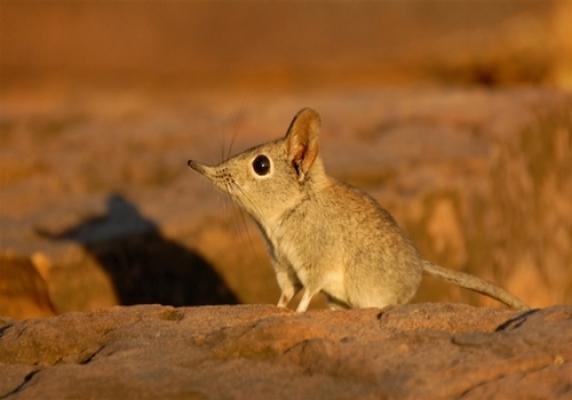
left=0, top=303, right=570, bottom=399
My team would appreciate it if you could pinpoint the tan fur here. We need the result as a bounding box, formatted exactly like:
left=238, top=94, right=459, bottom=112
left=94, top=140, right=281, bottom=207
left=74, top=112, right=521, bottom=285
left=188, top=108, right=529, bottom=312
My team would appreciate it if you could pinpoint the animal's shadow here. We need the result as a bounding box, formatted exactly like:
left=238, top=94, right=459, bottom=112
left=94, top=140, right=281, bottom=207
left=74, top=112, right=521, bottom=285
left=39, top=194, right=238, bottom=306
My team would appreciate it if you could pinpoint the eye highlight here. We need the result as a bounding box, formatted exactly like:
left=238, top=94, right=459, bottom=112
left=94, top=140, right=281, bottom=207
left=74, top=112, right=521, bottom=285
left=252, top=155, right=271, bottom=176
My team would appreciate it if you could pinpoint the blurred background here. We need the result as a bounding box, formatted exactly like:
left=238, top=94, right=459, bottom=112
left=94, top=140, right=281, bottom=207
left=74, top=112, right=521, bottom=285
left=1, top=0, right=571, bottom=318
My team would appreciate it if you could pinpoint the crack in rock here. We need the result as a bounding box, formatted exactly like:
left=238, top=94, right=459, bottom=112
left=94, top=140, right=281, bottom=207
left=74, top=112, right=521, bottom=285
left=495, top=309, right=539, bottom=332
left=79, top=345, right=107, bottom=365
left=0, top=324, right=13, bottom=338
left=0, top=369, right=41, bottom=399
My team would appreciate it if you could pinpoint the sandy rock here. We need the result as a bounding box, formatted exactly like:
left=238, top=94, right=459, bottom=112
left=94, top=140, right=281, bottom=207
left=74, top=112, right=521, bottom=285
left=0, top=256, right=55, bottom=319
left=0, top=303, right=570, bottom=399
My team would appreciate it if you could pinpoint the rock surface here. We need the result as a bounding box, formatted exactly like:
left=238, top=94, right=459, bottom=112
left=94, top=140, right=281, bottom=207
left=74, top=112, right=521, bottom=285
left=0, top=303, right=571, bottom=399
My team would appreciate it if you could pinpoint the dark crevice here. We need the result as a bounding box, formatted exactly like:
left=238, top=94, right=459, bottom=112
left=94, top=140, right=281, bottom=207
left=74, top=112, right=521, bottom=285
left=376, top=305, right=396, bottom=323
left=79, top=345, right=107, bottom=365
left=0, top=369, right=41, bottom=399
left=0, top=324, right=13, bottom=338
left=495, top=308, right=540, bottom=332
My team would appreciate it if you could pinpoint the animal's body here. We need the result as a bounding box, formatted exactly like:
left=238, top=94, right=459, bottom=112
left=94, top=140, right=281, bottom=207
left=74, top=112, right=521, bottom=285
left=188, top=108, right=528, bottom=312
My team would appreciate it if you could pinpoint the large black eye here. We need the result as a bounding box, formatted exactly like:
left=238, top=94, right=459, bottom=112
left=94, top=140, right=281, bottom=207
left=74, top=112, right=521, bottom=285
left=252, top=155, right=271, bottom=176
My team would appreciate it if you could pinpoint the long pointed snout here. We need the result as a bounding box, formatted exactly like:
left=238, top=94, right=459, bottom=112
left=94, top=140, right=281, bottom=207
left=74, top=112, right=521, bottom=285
left=187, top=159, right=206, bottom=174
left=187, top=160, right=220, bottom=181
left=187, top=159, right=231, bottom=194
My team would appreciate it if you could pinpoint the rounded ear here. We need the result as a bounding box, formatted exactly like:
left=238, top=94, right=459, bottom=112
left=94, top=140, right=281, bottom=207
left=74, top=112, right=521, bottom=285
left=284, top=108, right=321, bottom=181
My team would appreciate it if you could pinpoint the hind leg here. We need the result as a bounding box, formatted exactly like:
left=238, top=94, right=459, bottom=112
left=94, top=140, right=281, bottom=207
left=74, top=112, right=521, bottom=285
left=347, top=284, right=405, bottom=309
left=296, top=271, right=341, bottom=312
left=324, top=293, right=351, bottom=310
left=296, top=278, right=329, bottom=312
left=296, top=286, right=320, bottom=312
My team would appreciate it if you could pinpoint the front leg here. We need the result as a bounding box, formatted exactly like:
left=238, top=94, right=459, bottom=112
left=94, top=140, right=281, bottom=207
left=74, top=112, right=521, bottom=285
left=274, top=262, right=302, bottom=308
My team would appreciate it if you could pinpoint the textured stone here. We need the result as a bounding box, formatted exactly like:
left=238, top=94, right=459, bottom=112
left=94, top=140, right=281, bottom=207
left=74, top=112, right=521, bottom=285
left=0, top=304, right=570, bottom=399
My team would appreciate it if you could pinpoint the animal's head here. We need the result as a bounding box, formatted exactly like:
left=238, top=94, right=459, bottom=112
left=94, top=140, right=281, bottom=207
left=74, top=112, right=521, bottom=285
left=187, top=108, right=326, bottom=222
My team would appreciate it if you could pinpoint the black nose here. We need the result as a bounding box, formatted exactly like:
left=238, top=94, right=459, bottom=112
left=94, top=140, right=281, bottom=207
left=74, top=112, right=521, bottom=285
left=187, top=160, right=205, bottom=174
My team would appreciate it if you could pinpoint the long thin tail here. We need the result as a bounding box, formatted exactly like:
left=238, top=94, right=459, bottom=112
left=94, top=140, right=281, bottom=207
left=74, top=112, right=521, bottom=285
left=422, top=261, right=529, bottom=310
